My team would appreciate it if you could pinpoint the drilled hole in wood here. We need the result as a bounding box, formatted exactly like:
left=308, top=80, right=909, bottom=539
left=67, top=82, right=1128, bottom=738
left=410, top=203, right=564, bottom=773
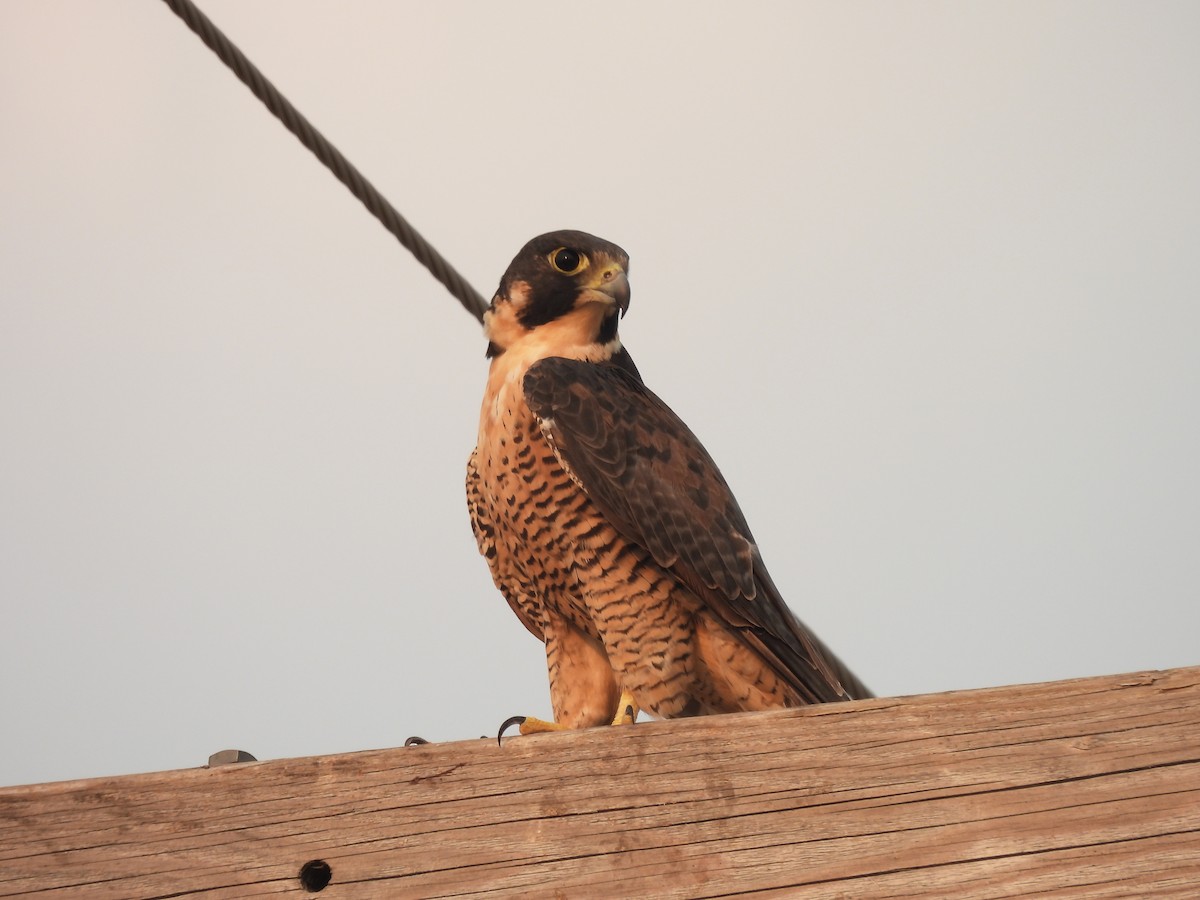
left=299, top=859, right=332, bottom=892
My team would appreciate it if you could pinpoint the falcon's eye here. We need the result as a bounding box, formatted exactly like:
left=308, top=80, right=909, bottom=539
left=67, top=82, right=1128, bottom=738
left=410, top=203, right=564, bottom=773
left=549, top=247, right=587, bottom=275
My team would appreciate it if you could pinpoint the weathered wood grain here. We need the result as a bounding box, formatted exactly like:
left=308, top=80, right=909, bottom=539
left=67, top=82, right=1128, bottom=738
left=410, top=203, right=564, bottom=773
left=1, top=666, right=1197, bottom=898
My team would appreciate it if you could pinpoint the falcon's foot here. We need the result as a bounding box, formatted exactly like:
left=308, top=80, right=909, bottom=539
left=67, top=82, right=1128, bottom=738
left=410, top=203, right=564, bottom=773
left=497, top=715, right=570, bottom=745
left=498, top=692, right=640, bottom=744
left=610, top=690, right=639, bottom=726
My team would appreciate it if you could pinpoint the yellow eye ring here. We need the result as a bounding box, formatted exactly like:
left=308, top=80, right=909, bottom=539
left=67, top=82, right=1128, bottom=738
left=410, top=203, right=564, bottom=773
left=548, top=247, right=588, bottom=275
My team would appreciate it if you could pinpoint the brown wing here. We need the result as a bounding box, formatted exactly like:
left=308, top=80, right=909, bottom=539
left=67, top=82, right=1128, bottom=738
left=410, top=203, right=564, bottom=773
left=523, top=358, right=871, bottom=703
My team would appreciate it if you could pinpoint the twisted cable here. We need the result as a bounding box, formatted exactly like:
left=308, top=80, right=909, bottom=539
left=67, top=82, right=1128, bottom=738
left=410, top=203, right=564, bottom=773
left=160, top=0, right=489, bottom=322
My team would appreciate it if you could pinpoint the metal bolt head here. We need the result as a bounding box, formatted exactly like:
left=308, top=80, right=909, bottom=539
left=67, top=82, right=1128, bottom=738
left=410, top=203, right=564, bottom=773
left=208, top=749, right=258, bottom=766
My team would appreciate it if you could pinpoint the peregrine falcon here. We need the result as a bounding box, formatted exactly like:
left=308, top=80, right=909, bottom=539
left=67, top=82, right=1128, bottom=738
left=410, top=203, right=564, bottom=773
left=466, top=231, right=870, bottom=737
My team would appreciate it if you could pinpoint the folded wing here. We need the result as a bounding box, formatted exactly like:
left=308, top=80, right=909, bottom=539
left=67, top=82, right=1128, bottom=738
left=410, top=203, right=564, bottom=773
left=523, top=357, right=871, bottom=704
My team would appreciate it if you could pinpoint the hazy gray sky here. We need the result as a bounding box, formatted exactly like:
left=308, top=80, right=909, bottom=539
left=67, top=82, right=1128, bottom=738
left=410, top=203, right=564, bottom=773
left=2, top=1, right=1198, bottom=788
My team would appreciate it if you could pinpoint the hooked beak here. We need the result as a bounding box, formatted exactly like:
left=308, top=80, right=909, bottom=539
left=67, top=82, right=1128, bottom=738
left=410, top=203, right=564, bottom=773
left=593, top=265, right=631, bottom=318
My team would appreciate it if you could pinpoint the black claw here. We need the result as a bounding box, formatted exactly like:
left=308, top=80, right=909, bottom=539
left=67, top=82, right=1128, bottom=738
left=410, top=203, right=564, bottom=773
left=497, top=715, right=526, bottom=746
left=404, top=735, right=430, bottom=746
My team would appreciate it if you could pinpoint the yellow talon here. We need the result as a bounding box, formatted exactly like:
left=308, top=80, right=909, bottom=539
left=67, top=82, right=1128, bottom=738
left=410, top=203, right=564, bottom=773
left=498, top=694, right=639, bottom=746
left=517, top=716, right=570, bottom=735
left=610, top=690, right=639, bottom=726
left=497, top=714, right=568, bottom=744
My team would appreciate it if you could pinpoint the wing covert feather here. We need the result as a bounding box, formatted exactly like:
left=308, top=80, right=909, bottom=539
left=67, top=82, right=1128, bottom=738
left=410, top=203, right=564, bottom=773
left=527, top=360, right=755, bottom=602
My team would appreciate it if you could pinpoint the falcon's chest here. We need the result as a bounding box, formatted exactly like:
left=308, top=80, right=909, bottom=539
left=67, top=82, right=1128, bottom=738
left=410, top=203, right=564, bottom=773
left=475, top=382, right=551, bottom=506
left=467, top=320, right=626, bottom=608
left=471, top=358, right=578, bottom=566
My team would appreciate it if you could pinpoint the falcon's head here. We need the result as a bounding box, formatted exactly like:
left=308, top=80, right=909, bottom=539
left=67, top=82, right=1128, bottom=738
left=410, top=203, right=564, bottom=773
left=484, top=230, right=630, bottom=358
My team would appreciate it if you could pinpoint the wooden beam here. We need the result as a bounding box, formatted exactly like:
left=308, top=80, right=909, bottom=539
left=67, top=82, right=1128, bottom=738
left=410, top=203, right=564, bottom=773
left=2, top=666, right=1198, bottom=898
